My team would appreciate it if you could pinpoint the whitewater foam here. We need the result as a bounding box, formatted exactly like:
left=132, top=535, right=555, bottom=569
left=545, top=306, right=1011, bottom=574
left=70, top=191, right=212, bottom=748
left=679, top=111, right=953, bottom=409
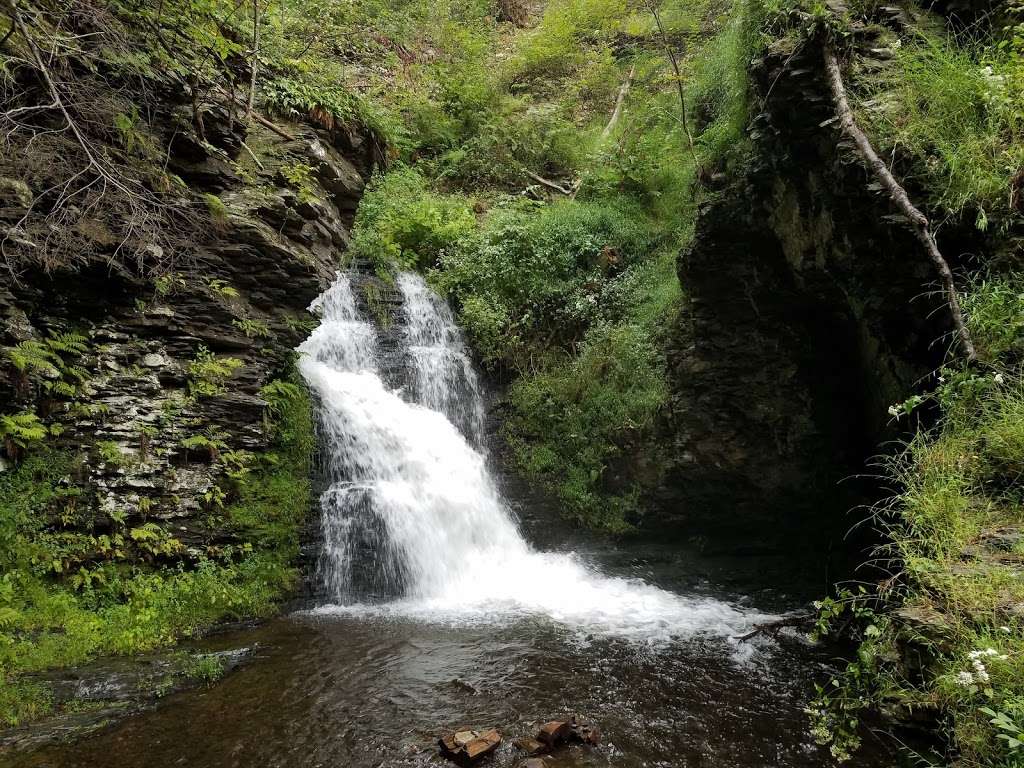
left=297, top=272, right=772, bottom=648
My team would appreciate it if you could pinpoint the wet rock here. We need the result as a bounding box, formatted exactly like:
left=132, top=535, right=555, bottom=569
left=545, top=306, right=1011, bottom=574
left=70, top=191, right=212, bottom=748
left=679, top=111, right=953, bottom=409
left=537, top=720, right=570, bottom=747
left=514, top=737, right=546, bottom=756
left=569, top=716, right=600, bottom=745
left=439, top=727, right=501, bottom=766
left=520, top=760, right=548, bottom=768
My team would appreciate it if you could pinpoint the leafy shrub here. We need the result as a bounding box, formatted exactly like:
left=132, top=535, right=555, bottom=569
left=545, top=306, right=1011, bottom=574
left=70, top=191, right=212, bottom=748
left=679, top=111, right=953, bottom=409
left=350, top=167, right=476, bottom=271
left=506, top=322, right=669, bottom=531
left=435, top=198, right=658, bottom=365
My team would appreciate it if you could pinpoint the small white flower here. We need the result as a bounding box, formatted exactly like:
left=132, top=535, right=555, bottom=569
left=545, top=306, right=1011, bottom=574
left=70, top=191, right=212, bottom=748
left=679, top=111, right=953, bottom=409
left=888, top=405, right=901, bottom=418
left=956, top=671, right=975, bottom=687
left=994, top=373, right=1005, bottom=385
left=972, top=658, right=990, bottom=683
left=938, top=376, right=946, bottom=383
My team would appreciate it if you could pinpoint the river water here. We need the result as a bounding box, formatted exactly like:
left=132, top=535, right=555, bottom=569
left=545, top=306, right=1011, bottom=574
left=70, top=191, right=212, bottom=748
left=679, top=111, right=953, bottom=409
left=7, top=273, right=895, bottom=767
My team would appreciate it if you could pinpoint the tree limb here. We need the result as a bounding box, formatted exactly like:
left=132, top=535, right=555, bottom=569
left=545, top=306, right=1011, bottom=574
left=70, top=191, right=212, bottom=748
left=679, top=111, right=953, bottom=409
left=734, top=613, right=814, bottom=642
left=525, top=170, right=573, bottom=195
left=823, top=45, right=976, bottom=362
left=600, top=63, right=635, bottom=141
left=645, top=0, right=699, bottom=171
left=246, top=0, right=258, bottom=122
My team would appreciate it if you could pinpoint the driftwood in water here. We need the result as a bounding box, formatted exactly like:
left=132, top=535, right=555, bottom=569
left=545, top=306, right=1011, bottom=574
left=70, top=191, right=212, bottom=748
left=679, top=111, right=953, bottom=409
left=734, top=613, right=814, bottom=642
left=823, top=45, right=977, bottom=361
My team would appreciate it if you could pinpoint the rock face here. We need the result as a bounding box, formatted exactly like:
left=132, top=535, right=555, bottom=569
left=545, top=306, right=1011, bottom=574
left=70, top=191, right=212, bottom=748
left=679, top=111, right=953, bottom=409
left=0, top=108, right=372, bottom=564
left=653, top=31, right=986, bottom=534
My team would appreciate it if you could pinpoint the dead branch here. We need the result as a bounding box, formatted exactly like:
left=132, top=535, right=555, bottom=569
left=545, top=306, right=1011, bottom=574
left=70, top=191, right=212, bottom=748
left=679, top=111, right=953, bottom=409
left=645, top=0, right=699, bottom=171
left=246, top=0, right=258, bottom=122
left=734, top=613, right=814, bottom=642
left=525, top=170, right=574, bottom=196
left=823, top=45, right=977, bottom=362
left=600, top=63, right=635, bottom=141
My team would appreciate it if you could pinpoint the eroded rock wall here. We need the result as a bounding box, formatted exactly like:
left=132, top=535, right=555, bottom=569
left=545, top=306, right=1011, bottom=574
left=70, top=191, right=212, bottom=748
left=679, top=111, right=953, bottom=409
left=0, top=111, right=371, bottom=559
left=655, top=32, right=972, bottom=533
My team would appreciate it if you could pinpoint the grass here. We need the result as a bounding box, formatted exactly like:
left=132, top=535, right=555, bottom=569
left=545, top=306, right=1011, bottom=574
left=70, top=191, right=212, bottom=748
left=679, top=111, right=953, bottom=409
left=852, top=27, right=1024, bottom=223
left=0, top=374, right=313, bottom=727
left=811, top=275, right=1024, bottom=766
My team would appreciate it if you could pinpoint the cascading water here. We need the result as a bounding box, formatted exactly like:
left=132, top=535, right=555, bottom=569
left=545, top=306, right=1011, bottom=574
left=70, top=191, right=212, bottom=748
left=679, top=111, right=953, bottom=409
left=298, top=272, right=768, bottom=645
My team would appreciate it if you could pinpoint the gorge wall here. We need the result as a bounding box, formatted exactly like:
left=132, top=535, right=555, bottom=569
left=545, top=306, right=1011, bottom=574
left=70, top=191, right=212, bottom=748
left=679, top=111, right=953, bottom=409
left=655, top=22, right=978, bottom=534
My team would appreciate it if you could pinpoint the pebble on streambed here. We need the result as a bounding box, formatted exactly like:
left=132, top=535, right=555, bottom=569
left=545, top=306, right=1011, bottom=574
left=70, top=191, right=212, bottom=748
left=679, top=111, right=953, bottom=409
left=438, top=716, right=600, bottom=767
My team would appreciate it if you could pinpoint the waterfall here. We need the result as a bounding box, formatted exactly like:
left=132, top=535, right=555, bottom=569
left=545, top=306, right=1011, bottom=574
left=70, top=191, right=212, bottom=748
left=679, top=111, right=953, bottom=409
left=298, top=272, right=767, bottom=644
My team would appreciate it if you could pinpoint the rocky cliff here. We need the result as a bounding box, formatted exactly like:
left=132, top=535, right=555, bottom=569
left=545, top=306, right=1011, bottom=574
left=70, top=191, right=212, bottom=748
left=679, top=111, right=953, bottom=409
left=656, top=17, right=993, bottom=534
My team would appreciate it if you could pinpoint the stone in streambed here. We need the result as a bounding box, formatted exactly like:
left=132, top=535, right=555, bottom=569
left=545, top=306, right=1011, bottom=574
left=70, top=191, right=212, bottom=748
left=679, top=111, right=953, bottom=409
left=520, top=759, right=548, bottom=768
left=514, top=736, right=547, bottom=756
left=536, top=720, right=570, bottom=747
left=439, top=727, right=501, bottom=766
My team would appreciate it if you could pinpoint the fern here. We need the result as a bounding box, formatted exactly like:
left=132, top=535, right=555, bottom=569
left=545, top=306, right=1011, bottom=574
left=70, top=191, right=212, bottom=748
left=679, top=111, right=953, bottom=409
left=0, top=411, right=47, bottom=450
left=5, top=341, right=59, bottom=377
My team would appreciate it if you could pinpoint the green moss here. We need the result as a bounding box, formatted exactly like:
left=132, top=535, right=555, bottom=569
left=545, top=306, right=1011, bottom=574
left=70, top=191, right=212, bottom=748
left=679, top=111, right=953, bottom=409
left=0, top=371, right=313, bottom=727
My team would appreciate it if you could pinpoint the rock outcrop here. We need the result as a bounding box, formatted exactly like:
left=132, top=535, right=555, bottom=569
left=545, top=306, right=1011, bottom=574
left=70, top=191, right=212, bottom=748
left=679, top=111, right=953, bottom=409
left=654, top=27, right=991, bottom=534
left=0, top=106, right=372, bottom=565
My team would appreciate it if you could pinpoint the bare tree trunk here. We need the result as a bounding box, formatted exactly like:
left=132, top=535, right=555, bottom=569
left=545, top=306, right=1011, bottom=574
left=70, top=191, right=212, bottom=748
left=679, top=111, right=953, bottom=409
left=246, top=0, right=259, bottom=122
left=600, top=64, right=635, bottom=141
left=823, top=45, right=976, bottom=361
left=645, top=0, right=699, bottom=170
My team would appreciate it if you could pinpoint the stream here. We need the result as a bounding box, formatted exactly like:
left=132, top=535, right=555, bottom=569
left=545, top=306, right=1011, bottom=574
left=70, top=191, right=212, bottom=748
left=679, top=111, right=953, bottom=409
left=7, top=273, right=895, bottom=767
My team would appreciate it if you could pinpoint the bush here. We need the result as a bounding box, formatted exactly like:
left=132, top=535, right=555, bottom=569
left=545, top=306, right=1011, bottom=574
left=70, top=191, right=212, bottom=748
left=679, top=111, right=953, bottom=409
left=350, top=166, right=476, bottom=271
left=435, top=198, right=659, bottom=364
left=506, top=321, right=670, bottom=531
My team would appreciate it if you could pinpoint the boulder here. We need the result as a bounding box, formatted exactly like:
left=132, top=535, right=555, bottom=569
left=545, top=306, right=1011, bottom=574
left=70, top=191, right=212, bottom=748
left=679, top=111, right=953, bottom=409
left=536, top=721, right=570, bottom=747
left=514, top=737, right=546, bottom=756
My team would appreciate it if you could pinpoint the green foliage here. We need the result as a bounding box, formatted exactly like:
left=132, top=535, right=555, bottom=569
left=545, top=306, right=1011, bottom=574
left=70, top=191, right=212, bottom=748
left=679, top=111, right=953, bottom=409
left=0, top=412, right=48, bottom=456
left=814, top=273, right=1024, bottom=766
left=856, top=30, right=1024, bottom=220
left=351, top=167, right=476, bottom=271
left=187, top=345, right=243, bottom=398
left=203, top=193, right=229, bottom=227
left=280, top=162, right=320, bottom=204
left=435, top=198, right=660, bottom=365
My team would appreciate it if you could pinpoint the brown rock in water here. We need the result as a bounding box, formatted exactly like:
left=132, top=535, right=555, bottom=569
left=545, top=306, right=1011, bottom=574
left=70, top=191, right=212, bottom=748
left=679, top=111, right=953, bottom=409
left=521, top=759, right=548, bottom=768
left=537, top=720, right=571, bottom=747
left=569, top=715, right=601, bottom=745
left=439, top=727, right=501, bottom=766
left=514, top=737, right=547, bottom=756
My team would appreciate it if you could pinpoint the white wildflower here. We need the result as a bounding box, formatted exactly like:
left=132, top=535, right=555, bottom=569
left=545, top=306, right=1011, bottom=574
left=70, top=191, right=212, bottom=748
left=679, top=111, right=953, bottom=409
left=938, top=376, right=946, bottom=383
left=956, top=670, right=975, bottom=687
left=888, top=405, right=901, bottom=418
left=972, top=658, right=990, bottom=683
left=994, top=373, right=1005, bottom=385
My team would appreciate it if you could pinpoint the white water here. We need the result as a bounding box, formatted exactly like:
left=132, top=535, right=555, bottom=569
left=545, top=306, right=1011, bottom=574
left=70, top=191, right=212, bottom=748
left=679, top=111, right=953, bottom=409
left=297, top=272, right=770, bottom=647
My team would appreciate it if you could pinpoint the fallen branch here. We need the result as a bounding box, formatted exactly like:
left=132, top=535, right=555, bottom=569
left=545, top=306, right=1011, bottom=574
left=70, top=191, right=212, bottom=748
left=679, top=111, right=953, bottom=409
left=240, top=140, right=265, bottom=171
left=246, top=0, right=259, bottom=122
left=734, top=613, right=814, bottom=642
left=525, top=170, right=574, bottom=196
left=600, top=63, right=635, bottom=141
left=823, top=45, right=977, bottom=362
